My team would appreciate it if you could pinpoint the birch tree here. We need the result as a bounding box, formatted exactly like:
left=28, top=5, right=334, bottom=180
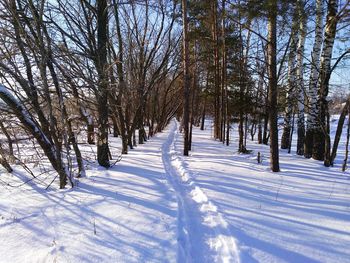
left=304, top=0, right=324, bottom=158
left=313, top=0, right=338, bottom=165
left=295, top=0, right=307, bottom=156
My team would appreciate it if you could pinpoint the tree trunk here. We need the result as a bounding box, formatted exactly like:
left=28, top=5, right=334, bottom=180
left=221, top=0, right=227, bottom=143
left=96, top=0, right=110, bottom=167
left=0, top=121, right=13, bottom=156
left=305, top=0, right=324, bottom=158
left=281, top=2, right=298, bottom=150
left=258, top=119, right=262, bottom=144
left=324, top=112, right=331, bottom=167
left=342, top=111, right=350, bottom=172
left=289, top=110, right=295, bottom=154
left=189, top=46, right=198, bottom=151
left=0, top=85, right=68, bottom=188
left=0, top=143, right=12, bottom=173
left=112, top=0, right=128, bottom=154
left=330, top=98, right=350, bottom=165
left=87, top=118, right=95, bottom=144
left=238, top=25, right=246, bottom=153
left=312, top=0, right=338, bottom=163
left=238, top=111, right=246, bottom=152
left=182, top=0, right=190, bottom=156
left=112, top=116, right=119, bottom=137
left=200, top=101, right=206, bottom=131
left=296, top=0, right=307, bottom=156
left=68, top=122, right=85, bottom=178
left=267, top=0, right=280, bottom=172
left=212, top=0, right=221, bottom=140
left=263, top=84, right=269, bottom=145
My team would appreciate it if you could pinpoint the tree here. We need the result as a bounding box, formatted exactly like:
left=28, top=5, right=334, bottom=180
left=304, top=0, right=324, bottom=158
left=312, top=0, right=338, bottom=165
left=295, top=0, right=307, bottom=156
left=281, top=2, right=299, bottom=150
left=0, top=84, right=68, bottom=188
left=0, top=0, right=75, bottom=188
left=96, top=0, right=110, bottom=167
left=182, top=0, right=190, bottom=156
left=267, top=0, right=280, bottom=172
left=211, top=0, right=222, bottom=141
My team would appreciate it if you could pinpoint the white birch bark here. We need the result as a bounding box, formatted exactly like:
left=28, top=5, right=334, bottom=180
left=313, top=0, right=338, bottom=162
left=296, top=0, right=307, bottom=155
left=304, top=0, right=324, bottom=158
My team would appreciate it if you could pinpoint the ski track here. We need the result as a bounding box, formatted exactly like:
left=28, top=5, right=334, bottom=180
left=162, top=119, right=240, bottom=263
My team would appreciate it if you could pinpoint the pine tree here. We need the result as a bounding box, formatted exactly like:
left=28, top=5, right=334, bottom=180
left=182, top=0, right=191, bottom=156
left=267, top=0, right=280, bottom=172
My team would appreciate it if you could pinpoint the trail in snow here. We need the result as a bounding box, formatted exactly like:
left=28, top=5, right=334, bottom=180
left=182, top=120, right=350, bottom=263
left=162, top=119, right=240, bottom=263
left=0, top=127, right=178, bottom=263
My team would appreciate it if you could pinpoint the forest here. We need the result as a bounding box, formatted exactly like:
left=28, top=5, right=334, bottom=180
left=0, top=0, right=349, bottom=262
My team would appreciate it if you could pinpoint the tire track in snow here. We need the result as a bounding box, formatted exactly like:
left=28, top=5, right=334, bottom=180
left=162, top=120, right=240, bottom=263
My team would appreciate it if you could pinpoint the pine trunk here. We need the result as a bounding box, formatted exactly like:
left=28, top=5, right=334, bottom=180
left=212, top=0, right=221, bottom=140
left=200, top=100, right=206, bottom=131
left=182, top=0, right=190, bottom=156
left=267, top=0, right=280, bottom=172
left=221, top=0, right=227, bottom=143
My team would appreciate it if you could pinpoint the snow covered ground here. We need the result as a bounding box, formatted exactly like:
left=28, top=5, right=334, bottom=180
left=0, top=118, right=350, bottom=262
left=179, top=119, right=350, bottom=263
left=0, top=128, right=178, bottom=263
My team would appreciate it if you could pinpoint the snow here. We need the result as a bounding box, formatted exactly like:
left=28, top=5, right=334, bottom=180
left=162, top=120, right=239, bottom=263
left=177, top=120, right=350, bottom=263
left=0, top=118, right=350, bottom=262
left=0, top=126, right=178, bottom=262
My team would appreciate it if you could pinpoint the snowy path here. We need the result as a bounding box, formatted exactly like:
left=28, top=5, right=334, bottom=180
left=1, top=119, right=349, bottom=262
left=179, top=121, right=350, bottom=263
left=0, top=126, right=178, bottom=263
left=162, top=120, right=240, bottom=263
left=0, top=120, right=240, bottom=263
